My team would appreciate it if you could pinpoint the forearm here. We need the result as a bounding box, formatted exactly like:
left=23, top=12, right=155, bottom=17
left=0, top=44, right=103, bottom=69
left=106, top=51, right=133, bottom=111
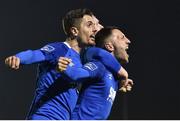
left=64, top=66, right=90, bottom=82
left=15, top=50, right=45, bottom=64
left=118, top=66, right=128, bottom=79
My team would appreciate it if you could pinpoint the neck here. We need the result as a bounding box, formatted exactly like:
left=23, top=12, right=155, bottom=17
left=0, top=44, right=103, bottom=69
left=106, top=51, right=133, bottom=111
left=65, top=37, right=83, bottom=53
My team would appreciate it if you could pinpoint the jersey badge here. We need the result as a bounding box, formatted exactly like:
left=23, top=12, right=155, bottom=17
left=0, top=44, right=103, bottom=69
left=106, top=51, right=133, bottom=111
left=41, top=45, right=55, bottom=52
left=84, top=62, right=97, bottom=71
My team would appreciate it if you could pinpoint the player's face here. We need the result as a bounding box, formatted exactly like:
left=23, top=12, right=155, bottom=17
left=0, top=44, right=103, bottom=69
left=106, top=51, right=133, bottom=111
left=87, top=16, right=104, bottom=45
left=111, top=29, right=131, bottom=63
left=77, top=15, right=97, bottom=46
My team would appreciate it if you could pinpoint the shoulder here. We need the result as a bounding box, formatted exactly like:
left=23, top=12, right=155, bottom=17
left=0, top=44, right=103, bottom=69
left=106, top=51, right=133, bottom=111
left=40, top=42, right=69, bottom=53
left=83, top=60, right=106, bottom=71
left=86, top=46, right=101, bottom=52
left=86, top=47, right=110, bottom=57
left=87, top=46, right=107, bottom=52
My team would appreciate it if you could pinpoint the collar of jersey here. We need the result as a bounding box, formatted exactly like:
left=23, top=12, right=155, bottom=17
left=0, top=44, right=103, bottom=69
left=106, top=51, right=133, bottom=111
left=63, top=42, right=71, bottom=48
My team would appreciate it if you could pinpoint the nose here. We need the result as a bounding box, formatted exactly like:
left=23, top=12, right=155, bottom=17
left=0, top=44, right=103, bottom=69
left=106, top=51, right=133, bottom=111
left=126, top=37, right=131, bottom=44
left=92, top=25, right=98, bottom=34
left=99, top=24, right=104, bottom=30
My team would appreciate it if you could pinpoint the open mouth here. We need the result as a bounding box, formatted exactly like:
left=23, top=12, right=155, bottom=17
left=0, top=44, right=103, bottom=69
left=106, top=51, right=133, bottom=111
left=90, top=35, right=95, bottom=41
left=125, top=46, right=129, bottom=55
left=125, top=46, right=129, bottom=51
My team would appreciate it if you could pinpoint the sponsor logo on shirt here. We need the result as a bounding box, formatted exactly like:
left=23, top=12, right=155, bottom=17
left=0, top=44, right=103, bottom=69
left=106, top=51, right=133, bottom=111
left=84, top=62, right=97, bottom=71
left=41, top=45, right=55, bottom=52
left=107, top=87, right=116, bottom=104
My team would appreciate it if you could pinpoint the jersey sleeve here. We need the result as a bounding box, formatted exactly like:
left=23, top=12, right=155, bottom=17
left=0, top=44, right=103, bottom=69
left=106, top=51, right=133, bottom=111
left=16, top=50, right=45, bottom=64
left=15, top=42, right=63, bottom=64
left=39, top=42, right=70, bottom=64
left=64, top=61, right=105, bottom=82
left=39, top=43, right=58, bottom=61
left=84, top=47, right=121, bottom=74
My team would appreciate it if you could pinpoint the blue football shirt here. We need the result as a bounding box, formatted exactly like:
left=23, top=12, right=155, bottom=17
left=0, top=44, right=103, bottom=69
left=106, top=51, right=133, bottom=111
left=63, top=60, right=119, bottom=119
left=16, top=42, right=82, bottom=120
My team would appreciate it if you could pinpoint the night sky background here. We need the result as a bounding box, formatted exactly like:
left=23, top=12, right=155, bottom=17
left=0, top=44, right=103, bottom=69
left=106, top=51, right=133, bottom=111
left=0, top=0, right=179, bottom=119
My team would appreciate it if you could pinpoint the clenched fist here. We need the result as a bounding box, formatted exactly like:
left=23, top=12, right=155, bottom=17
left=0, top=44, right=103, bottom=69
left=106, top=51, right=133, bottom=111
left=5, top=56, right=20, bottom=69
left=57, top=57, right=72, bottom=72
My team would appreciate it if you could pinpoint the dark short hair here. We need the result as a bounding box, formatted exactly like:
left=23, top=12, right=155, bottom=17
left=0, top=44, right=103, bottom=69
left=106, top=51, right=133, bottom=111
left=95, top=26, right=119, bottom=48
left=62, top=8, right=93, bottom=37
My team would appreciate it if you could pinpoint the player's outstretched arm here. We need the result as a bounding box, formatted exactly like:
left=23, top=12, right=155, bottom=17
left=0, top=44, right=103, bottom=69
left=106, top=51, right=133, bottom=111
left=15, top=50, right=45, bottom=64
left=5, top=50, right=46, bottom=69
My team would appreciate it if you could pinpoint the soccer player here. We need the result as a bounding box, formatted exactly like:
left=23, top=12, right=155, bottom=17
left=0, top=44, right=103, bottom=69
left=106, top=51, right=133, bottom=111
left=5, top=8, right=97, bottom=120
left=5, top=8, right=127, bottom=119
left=58, top=26, right=133, bottom=119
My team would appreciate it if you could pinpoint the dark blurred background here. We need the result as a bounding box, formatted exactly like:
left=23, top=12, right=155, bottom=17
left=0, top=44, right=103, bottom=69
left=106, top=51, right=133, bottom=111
left=0, top=0, right=179, bottom=119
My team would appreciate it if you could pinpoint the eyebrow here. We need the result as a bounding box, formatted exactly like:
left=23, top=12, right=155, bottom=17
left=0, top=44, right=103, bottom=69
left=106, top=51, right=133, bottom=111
left=86, top=20, right=93, bottom=24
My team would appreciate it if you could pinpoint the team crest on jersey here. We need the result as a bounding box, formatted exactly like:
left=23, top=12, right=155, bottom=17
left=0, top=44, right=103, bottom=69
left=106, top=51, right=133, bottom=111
left=84, top=62, right=97, bottom=71
left=107, top=87, right=116, bottom=104
left=41, top=45, right=55, bottom=52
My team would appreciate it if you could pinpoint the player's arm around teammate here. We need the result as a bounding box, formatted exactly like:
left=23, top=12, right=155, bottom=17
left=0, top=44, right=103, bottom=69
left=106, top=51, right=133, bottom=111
left=57, top=57, right=133, bottom=92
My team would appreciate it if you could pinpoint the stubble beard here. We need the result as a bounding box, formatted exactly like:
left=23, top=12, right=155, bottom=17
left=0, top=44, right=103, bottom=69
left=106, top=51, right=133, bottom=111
left=115, top=50, right=129, bottom=65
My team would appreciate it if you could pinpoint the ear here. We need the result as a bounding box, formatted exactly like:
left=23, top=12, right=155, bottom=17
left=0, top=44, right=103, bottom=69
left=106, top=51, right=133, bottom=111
left=70, top=27, right=79, bottom=37
left=104, top=42, right=114, bottom=52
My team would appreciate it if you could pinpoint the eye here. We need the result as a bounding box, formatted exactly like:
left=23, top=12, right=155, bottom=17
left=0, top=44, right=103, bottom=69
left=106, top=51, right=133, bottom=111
left=121, top=35, right=125, bottom=39
left=87, top=21, right=93, bottom=27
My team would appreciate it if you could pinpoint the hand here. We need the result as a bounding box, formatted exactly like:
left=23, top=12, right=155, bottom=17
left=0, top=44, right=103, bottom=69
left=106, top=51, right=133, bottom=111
left=5, top=56, right=20, bottom=69
left=57, top=57, right=71, bottom=72
left=119, top=78, right=134, bottom=93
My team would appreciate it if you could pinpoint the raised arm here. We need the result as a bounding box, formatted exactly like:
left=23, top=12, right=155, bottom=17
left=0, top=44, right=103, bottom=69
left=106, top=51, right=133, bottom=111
left=4, top=42, right=60, bottom=69
left=5, top=50, right=45, bottom=69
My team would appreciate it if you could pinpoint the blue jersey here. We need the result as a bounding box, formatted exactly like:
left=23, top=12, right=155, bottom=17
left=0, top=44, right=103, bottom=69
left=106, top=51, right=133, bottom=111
left=16, top=42, right=82, bottom=120
left=64, top=61, right=119, bottom=119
